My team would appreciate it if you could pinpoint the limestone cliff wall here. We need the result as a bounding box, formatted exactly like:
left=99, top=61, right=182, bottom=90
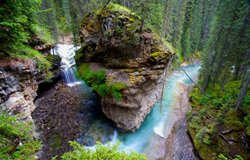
left=76, top=3, right=175, bottom=131
left=0, top=58, right=39, bottom=122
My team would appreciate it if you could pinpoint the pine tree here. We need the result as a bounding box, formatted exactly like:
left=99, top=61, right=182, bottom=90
left=171, top=0, right=188, bottom=59
left=200, top=0, right=250, bottom=91
left=40, top=0, right=59, bottom=41
left=189, top=0, right=202, bottom=55
left=162, top=0, right=174, bottom=40
left=180, top=0, right=195, bottom=61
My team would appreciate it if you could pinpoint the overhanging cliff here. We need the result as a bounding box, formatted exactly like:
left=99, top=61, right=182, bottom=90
left=76, top=3, right=175, bottom=131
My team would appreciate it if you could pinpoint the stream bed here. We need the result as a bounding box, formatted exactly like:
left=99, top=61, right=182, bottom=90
left=33, top=44, right=200, bottom=159
left=78, top=64, right=200, bottom=159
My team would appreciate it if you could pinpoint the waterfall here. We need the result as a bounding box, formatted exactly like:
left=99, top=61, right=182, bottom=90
left=51, top=44, right=82, bottom=87
left=111, top=130, right=118, bottom=144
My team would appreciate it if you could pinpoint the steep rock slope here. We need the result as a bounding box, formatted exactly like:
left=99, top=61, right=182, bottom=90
left=0, top=41, right=57, bottom=122
left=76, top=3, right=174, bottom=131
left=0, top=58, right=39, bottom=122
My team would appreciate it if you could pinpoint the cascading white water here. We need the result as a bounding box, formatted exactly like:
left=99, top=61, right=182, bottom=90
left=81, top=64, right=200, bottom=159
left=51, top=44, right=82, bottom=87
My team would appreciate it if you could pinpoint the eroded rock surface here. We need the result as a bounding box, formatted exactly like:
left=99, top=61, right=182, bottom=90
left=76, top=3, right=174, bottom=131
left=0, top=58, right=39, bottom=122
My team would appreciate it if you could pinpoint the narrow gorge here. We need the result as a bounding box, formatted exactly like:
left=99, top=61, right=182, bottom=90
left=1, top=1, right=250, bottom=160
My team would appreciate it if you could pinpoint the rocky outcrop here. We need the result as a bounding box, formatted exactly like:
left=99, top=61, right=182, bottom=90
left=76, top=3, right=174, bottom=131
left=0, top=58, right=39, bottom=122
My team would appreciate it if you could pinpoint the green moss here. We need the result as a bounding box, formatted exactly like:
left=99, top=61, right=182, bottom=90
left=77, top=64, right=127, bottom=100
left=107, top=3, right=135, bottom=15
left=161, top=38, right=175, bottom=53
left=150, top=51, right=170, bottom=62
left=149, top=37, right=175, bottom=62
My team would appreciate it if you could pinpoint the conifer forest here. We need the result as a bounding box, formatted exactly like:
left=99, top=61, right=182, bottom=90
left=0, top=0, right=250, bottom=160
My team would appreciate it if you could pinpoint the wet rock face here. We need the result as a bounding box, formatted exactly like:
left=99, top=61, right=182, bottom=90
left=0, top=58, right=39, bottom=121
left=76, top=4, right=174, bottom=131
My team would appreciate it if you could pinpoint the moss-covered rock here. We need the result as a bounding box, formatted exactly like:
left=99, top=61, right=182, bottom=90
left=76, top=3, right=174, bottom=132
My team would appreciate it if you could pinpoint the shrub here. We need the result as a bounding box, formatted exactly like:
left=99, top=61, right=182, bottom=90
left=217, top=154, right=228, bottom=160
left=233, top=155, right=244, bottom=160
left=212, top=99, right=223, bottom=109
left=53, top=141, right=148, bottom=160
left=9, top=44, right=52, bottom=81
left=194, top=128, right=206, bottom=148
left=0, top=112, right=41, bottom=160
left=243, top=95, right=250, bottom=105
left=189, top=81, right=249, bottom=159
left=77, top=64, right=127, bottom=100
left=225, top=120, right=244, bottom=131
left=217, top=154, right=245, bottom=160
left=31, top=24, right=54, bottom=44
left=202, top=134, right=211, bottom=145
left=243, top=115, right=250, bottom=127
left=199, top=108, right=207, bottom=117
left=216, top=111, right=224, bottom=123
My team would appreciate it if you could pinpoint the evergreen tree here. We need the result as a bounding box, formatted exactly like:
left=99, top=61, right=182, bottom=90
left=189, top=0, right=203, bottom=55
left=162, top=0, right=173, bottom=40
left=0, top=0, right=41, bottom=55
left=40, top=0, right=59, bottom=41
left=171, top=0, right=188, bottom=60
left=180, top=0, right=195, bottom=60
left=200, top=0, right=250, bottom=91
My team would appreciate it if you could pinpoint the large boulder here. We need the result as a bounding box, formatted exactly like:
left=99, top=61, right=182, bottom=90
left=76, top=3, right=175, bottom=131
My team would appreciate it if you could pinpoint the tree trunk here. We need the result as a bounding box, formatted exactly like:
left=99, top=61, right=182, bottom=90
left=235, top=72, right=250, bottom=111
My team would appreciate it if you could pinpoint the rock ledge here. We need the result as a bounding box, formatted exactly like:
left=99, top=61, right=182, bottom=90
left=76, top=3, right=174, bottom=131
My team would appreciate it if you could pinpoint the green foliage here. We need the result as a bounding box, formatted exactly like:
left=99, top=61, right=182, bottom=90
left=0, top=0, right=53, bottom=80
left=233, top=155, right=245, bottom=160
left=243, top=95, right=250, bottom=105
left=55, top=141, right=148, bottom=160
left=77, top=64, right=127, bottom=100
left=38, top=0, right=165, bottom=43
left=225, top=120, right=244, bottom=131
left=31, top=24, right=54, bottom=44
left=217, top=154, right=228, bottom=160
left=188, top=80, right=250, bottom=159
left=180, top=0, right=195, bottom=61
left=107, top=3, right=134, bottom=14
left=217, top=154, right=245, bottom=160
left=0, top=112, right=41, bottom=160
left=0, top=0, right=40, bottom=52
left=8, top=44, right=52, bottom=81
left=200, top=0, right=250, bottom=90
